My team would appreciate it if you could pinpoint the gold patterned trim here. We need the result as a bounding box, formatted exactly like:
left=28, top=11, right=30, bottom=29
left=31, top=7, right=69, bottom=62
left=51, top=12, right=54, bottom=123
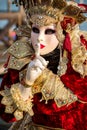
left=8, top=40, right=34, bottom=59
left=32, top=68, right=78, bottom=107
left=13, top=0, right=87, bottom=24
left=26, top=122, right=65, bottom=130
left=10, top=83, right=34, bottom=116
left=7, top=56, right=31, bottom=70
left=0, top=84, right=34, bottom=120
left=71, top=45, right=87, bottom=77
left=7, top=40, right=34, bottom=70
left=0, top=87, right=17, bottom=114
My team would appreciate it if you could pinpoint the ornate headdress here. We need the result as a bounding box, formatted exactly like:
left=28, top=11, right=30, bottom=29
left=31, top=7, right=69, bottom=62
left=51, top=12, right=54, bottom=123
left=12, top=0, right=87, bottom=40
left=13, top=0, right=87, bottom=26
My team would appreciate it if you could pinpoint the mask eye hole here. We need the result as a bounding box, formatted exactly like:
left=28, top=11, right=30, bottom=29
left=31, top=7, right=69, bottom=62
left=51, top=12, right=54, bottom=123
left=45, top=29, right=56, bottom=35
left=32, top=27, right=39, bottom=33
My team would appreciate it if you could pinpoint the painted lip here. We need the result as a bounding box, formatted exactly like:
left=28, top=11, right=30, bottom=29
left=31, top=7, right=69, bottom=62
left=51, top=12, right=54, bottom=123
left=40, top=44, right=45, bottom=49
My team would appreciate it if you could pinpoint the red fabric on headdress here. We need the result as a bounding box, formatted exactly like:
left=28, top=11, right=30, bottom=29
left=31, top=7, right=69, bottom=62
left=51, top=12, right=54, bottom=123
left=63, top=32, right=72, bottom=52
left=61, top=17, right=76, bottom=30
left=78, top=4, right=87, bottom=12
left=80, top=35, right=87, bottom=49
left=61, top=17, right=75, bottom=52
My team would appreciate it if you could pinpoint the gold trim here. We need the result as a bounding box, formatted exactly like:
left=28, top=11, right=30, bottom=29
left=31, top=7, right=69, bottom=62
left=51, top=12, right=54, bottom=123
left=32, top=68, right=78, bottom=107
left=7, top=40, right=34, bottom=70
left=13, top=0, right=87, bottom=24
left=30, top=122, right=65, bottom=130
left=10, top=83, right=34, bottom=117
left=71, top=45, right=87, bottom=77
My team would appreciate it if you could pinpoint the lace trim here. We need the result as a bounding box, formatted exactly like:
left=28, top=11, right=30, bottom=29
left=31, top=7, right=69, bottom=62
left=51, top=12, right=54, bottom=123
left=71, top=45, right=87, bottom=77
left=0, top=85, right=34, bottom=120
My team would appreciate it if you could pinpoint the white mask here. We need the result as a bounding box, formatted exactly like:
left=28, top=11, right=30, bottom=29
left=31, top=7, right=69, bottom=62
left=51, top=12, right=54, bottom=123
left=31, top=24, right=59, bottom=55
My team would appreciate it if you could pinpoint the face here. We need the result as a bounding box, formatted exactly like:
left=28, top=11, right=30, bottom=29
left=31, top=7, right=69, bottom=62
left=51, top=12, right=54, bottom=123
left=31, top=24, right=59, bottom=55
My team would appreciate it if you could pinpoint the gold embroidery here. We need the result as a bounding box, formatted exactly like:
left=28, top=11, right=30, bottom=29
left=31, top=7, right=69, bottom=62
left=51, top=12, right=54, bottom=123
left=14, top=109, right=23, bottom=121
left=26, top=122, right=65, bottom=130
left=0, top=84, right=34, bottom=120
left=32, top=68, right=78, bottom=107
left=14, top=0, right=86, bottom=25
left=10, top=83, right=34, bottom=117
left=0, top=87, right=17, bottom=114
left=7, top=40, right=34, bottom=70
left=71, top=46, right=87, bottom=77
left=8, top=56, right=31, bottom=70
left=8, top=40, right=34, bottom=59
left=5, top=104, right=17, bottom=114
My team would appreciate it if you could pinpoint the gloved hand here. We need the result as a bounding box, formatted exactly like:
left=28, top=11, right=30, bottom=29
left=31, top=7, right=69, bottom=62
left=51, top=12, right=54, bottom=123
left=18, top=83, right=33, bottom=101
left=25, top=44, right=48, bottom=85
left=18, top=44, right=48, bottom=101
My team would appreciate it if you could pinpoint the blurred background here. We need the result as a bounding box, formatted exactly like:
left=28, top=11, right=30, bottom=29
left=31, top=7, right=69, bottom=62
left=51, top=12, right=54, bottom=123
left=0, top=0, right=25, bottom=129
left=0, top=0, right=87, bottom=130
left=0, top=0, right=25, bottom=77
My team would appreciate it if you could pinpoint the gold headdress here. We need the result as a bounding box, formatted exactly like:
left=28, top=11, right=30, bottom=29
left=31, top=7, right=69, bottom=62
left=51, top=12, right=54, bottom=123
left=13, top=0, right=87, bottom=26
left=12, top=0, right=87, bottom=44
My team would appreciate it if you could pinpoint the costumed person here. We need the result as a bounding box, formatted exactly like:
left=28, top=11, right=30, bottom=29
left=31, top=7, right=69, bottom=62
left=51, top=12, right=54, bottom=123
left=0, top=0, right=87, bottom=130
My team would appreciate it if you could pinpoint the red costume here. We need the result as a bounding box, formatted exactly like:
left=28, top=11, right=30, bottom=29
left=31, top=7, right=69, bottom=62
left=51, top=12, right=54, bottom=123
left=0, top=0, right=87, bottom=130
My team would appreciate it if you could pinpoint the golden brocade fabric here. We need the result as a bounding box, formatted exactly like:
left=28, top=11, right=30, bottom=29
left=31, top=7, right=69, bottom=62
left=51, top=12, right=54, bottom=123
left=7, top=40, right=34, bottom=70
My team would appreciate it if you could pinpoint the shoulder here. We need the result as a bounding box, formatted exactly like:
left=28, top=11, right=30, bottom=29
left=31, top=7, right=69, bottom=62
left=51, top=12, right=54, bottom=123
left=7, top=39, right=34, bottom=70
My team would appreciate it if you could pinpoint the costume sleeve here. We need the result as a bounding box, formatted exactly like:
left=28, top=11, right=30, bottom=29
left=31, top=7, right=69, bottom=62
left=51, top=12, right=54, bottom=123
left=61, top=53, right=87, bottom=102
left=0, top=69, right=19, bottom=122
left=61, top=33, right=87, bottom=102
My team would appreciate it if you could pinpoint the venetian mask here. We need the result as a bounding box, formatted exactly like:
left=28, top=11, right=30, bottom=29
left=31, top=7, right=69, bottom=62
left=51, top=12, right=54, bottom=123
left=31, top=24, right=59, bottom=55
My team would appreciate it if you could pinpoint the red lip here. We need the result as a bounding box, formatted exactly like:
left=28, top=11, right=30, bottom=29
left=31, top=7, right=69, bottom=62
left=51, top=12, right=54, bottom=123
left=40, top=44, right=45, bottom=49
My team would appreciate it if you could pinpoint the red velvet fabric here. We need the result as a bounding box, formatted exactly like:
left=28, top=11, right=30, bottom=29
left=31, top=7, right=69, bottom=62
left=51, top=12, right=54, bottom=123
left=78, top=4, right=87, bottom=12
left=0, top=69, right=19, bottom=90
left=32, top=93, right=87, bottom=130
left=63, top=33, right=72, bottom=52
left=80, top=35, right=87, bottom=49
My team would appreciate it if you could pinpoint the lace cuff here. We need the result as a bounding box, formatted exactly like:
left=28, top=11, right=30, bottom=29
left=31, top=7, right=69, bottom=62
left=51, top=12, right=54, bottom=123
left=0, top=84, right=34, bottom=120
